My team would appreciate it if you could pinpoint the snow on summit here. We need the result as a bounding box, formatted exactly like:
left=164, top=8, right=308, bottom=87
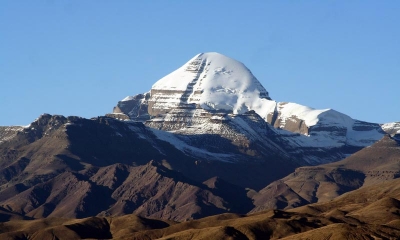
left=112, top=51, right=396, bottom=164
left=144, top=52, right=361, bottom=129
left=119, top=52, right=392, bottom=138
left=150, top=52, right=271, bottom=114
left=150, top=53, right=341, bottom=124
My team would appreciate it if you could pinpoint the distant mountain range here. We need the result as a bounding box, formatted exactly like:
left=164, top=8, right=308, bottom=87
left=0, top=52, right=399, bottom=239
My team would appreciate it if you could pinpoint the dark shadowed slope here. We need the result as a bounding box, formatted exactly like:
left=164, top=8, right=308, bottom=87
left=1, top=178, right=400, bottom=239
left=0, top=112, right=308, bottom=221
left=0, top=114, right=264, bottom=221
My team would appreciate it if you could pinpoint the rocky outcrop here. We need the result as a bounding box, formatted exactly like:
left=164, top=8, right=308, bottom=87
left=113, top=92, right=150, bottom=121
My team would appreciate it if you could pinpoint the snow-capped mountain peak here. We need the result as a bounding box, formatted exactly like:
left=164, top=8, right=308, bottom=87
left=111, top=52, right=400, bottom=164
left=149, top=52, right=270, bottom=116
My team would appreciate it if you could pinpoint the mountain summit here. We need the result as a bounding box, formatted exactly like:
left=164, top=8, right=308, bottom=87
left=148, top=52, right=271, bottom=116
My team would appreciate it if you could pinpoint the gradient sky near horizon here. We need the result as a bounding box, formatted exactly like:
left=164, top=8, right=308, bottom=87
left=1, top=1, right=399, bottom=126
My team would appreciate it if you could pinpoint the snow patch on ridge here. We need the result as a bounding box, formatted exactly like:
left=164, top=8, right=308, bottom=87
left=382, top=122, right=400, bottom=134
left=121, top=96, right=135, bottom=102
left=150, top=128, right=234, bottom=162
left=277, top=102, right=328, bottom=127
left=0, top=126, right=24, bottom=144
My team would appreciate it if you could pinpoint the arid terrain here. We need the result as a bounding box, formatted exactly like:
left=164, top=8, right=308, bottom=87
left=0, top=116, right=399, bottom=239
left=1, top=177, right=400, bottom=239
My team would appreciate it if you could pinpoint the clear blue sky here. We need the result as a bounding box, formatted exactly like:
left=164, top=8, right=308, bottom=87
left=1, top=1, right=399, bottom=126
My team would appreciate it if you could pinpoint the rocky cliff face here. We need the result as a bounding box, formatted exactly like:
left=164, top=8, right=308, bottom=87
left=113, top=92, right=151, bottom=121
